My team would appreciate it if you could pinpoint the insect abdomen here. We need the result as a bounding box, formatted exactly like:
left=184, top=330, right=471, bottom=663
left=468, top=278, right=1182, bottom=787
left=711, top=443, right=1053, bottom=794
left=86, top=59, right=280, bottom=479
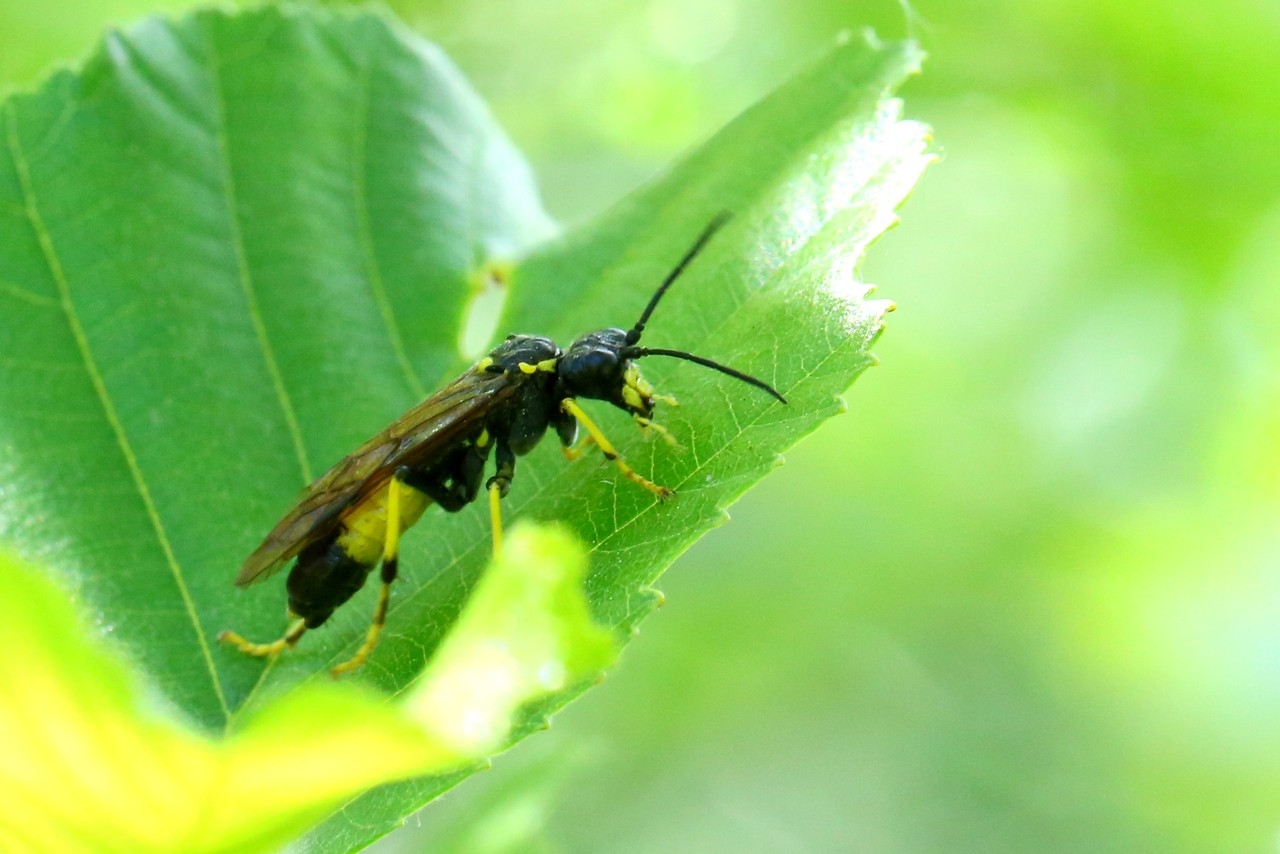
left=285, top=483, right=431, bottom=627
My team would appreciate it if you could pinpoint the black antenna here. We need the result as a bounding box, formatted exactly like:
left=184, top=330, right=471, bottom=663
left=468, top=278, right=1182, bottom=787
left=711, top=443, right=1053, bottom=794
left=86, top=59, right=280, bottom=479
left=626, top=210, right=733, bottom=346
left=623, top=211, right=787, bottom=405
left=625, top=347, right=787, bottom=404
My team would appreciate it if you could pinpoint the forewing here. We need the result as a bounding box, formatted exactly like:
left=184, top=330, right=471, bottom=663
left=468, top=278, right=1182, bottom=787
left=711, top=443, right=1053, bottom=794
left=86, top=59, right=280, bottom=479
left=235, top=367, right=513, bottom=586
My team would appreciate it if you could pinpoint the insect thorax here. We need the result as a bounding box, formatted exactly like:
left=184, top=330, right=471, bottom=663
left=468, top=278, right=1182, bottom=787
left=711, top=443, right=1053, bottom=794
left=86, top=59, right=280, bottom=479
left=483, top=334, right=561, bottom=373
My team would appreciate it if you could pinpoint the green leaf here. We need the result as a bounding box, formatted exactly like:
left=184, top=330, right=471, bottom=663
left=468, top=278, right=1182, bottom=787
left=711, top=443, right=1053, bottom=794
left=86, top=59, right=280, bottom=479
left=0, top=525, right=612, bottom=853
left=401, top=521, right=616, bottom=763
left=0, top=6, right=930, bottom=850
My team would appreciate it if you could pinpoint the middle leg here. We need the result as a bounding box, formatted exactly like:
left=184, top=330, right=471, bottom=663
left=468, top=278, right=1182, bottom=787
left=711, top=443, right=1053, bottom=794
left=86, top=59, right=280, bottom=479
left=485, top=439, right=516, bottom=556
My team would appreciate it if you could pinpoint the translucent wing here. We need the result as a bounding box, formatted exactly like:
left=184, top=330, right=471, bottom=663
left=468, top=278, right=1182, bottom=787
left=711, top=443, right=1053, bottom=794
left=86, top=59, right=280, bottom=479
left=235, top=366, right=516, bottom=587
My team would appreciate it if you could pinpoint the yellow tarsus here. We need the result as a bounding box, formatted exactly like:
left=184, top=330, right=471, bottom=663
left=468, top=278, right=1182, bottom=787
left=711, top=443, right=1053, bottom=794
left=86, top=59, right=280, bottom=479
left=634, top=415, right=680, bottom=448
left=330, top=582, right=390, bottom=678
left=218, top=617, right=307, bottom=659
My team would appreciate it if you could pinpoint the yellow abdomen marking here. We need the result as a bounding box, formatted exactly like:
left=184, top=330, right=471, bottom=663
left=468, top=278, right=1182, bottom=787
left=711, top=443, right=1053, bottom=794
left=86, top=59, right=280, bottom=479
left=337, top=483, right=431, bottom=565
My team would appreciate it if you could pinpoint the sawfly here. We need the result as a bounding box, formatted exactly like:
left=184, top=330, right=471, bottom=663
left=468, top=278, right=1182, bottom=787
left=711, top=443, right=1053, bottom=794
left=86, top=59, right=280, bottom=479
left=219, top=212, right=785, bottom=675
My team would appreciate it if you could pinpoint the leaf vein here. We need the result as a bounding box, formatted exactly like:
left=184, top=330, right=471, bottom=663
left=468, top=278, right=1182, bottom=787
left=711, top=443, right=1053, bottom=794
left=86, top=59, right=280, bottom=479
left=0, top=278, right=59, bottom=308
left=204, top=22, right=314, bottom=485
left=3, top=100, right=231, bottom=722
left=353, top=41, right=427, bottom=400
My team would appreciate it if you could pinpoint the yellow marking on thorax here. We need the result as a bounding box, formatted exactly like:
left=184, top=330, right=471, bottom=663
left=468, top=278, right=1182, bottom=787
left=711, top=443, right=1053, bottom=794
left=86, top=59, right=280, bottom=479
left=517, top=357, right=558, bottom=375
left=337, top=482, right=431, bottom=565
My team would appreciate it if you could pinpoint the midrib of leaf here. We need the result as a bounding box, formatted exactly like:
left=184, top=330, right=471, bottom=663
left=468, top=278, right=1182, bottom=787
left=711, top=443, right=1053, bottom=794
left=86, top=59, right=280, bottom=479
left=204, top=21, right=315, bottom=487
left=2, top=99, right=232, bottom=721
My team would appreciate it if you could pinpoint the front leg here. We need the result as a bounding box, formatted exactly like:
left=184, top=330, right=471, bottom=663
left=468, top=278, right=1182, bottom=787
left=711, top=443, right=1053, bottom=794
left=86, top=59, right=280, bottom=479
left=560, top=398, right=673, bottom=500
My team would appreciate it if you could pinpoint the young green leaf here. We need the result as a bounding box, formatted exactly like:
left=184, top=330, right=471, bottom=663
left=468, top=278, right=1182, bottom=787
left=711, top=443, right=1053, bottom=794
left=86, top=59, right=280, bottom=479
left=0, top=525, right=611, bottom=853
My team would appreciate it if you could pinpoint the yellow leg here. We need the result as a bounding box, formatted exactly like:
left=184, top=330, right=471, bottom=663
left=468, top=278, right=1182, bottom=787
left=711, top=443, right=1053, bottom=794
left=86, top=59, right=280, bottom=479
left=331, top=470, right=404, bottom=677
left=384, top=468, right=403, bottom=561
left=562, top=433, right=596, bottom=462
left=489, top=481, right=504, bottom=556
left=560, top=398, right=673, bottom=500
left=218, top=617, right=307, bottom=659
left=330, top=583, right=391, bottom=677
left=634, top=415, right=679, bottom=448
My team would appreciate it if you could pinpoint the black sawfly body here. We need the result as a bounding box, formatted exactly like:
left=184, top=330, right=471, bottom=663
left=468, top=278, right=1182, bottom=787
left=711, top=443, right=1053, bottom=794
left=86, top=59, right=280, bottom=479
left=219, top=212, right=786, bottom=675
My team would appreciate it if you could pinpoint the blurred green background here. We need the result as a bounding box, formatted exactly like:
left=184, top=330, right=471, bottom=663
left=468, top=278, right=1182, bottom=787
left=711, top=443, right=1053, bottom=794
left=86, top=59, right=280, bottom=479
left=4, top=0, right=1278, bottom=851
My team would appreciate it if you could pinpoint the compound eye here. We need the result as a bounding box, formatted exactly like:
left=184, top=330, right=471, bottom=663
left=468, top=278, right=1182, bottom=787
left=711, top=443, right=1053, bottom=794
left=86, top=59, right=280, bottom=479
left=562, top=344, right=623, bottom=399
left=580, top=348, right=617, bottom=378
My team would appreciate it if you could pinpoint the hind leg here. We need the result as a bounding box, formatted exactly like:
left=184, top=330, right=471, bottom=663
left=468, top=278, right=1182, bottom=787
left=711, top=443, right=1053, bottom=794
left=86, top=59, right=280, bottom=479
left=330, top=467, right=410, bottom=677
left=218, top=616, right=307, bottom=659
